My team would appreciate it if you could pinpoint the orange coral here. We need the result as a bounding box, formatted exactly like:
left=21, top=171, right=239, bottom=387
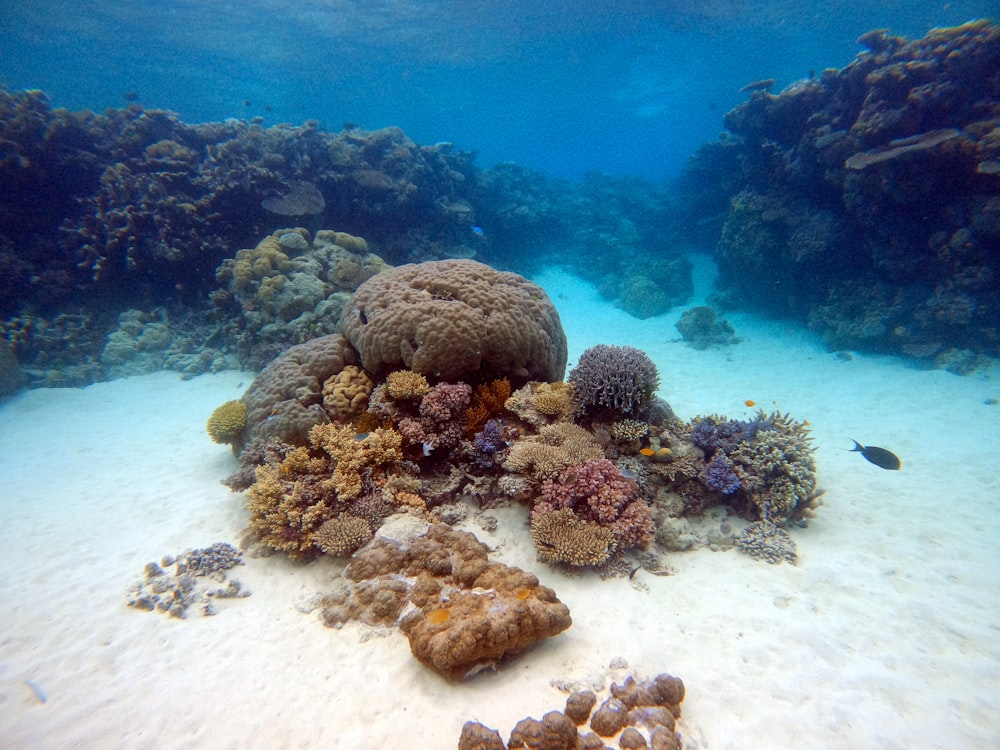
left=466, top=378, right=512, bottom=435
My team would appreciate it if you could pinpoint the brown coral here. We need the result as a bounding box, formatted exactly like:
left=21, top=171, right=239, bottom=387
left=340, top=259, right=567, bottom=384
left=503, top=423, right=604, bottom=480
left=506, top=381, right=577, bottom=428
left=321, top=364, right=374, bottom=422
left=313, top=513, right=373, bottom=556
left=239, top=334, right=361, bottom=449
left=530, top=508, right=614, bottom=567
left=320, top=523, right=572, bottom=681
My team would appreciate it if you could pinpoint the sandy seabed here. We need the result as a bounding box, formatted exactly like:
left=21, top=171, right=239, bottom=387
left=1, top=264, right=998, bottom=749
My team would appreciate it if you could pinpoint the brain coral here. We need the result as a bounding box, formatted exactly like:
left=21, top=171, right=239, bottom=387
left=321, top=364, right=374, bottom=422
left=239, top=334, right=361, bottom=449
left=340, top=259, right=567, bottom=383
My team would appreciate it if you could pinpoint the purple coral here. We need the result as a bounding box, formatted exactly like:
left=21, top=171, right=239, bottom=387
left=472, top=419, right=508, bottom=468
left=399, top=381, right=473, bottom=455
left=700, top=454, right=742, bottom=494
left=690, top=413, right=774, bottom=456
left=536, top=459, right=653, bottom=552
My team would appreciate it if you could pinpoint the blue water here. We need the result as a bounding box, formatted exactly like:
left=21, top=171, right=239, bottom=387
left=1, top=0, right=993, bottom=181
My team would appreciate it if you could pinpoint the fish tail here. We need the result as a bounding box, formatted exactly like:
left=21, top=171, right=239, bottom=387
left=849, top=439, right=864, bottom=452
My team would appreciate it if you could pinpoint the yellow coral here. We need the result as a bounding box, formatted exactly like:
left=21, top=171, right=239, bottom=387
left=506, top=381, right=576, bottom=427
left=333, top=231, right=369, bottom=255
left=322, top=365, right=375, bottom=422
left=385, top=369, right=431, bottom=400
left=206, top=400, right=247, bottom=444
left=503, top=423, right=603, bottom=479
left=309, top=424, right=403, bottom=500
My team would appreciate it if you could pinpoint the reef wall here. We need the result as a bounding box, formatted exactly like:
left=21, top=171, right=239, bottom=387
left=679, top=20, right=1000, bottom=371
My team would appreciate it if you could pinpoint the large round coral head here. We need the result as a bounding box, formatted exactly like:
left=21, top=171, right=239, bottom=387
left=341, top=259, right=567, bottom=384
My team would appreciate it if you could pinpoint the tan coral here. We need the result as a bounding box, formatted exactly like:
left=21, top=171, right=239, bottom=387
left=503, top=422, right=604, bottom=480
left=206, top=399, right=247, bottom=444
left=341, top=259, right=567, bottom=383
left=385, top=369, right=431, bottom=400
left=309, top=424, right=403, bottom=500
left=530, top=508, right=614, bottom=567
left=322, top=365, right=375, bottom=422
left=239, top=334, right=361, bottom=449
left=314, top=513, right=374, bottom=556
left=506, top=381, right=576, bottom=427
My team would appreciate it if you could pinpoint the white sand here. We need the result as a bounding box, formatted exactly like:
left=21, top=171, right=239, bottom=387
left=1, top=264, right=998, bottom=749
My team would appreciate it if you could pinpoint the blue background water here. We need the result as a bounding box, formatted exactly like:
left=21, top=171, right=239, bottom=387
left=0, top=0, right=994, bottom=181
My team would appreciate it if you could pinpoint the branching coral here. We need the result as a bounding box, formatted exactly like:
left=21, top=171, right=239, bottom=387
left=466, top=378, right=512, bottom=435
left=308, top=424, right=403, bottom=500
left=313, top=513, right=374, bottom=556
left=505, top=381, right=577, bottom=428
left=503, top=422, right=604, bottom=480
left=535, top=459, right=654, bottom=554
left=569, top=344, right=660, bottom=417
left=397, top=381, right=472, bottom=455
left=206, top=399, right=247, bottom=445
left=530, top=508, right=615, bottom=566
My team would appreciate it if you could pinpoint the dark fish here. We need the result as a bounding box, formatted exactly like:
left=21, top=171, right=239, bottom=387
left=850, top=440, right=901, bottom=470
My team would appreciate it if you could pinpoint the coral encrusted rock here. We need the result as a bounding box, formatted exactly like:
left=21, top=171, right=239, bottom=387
left=320, top=522, right=572, bottom=680
left=341, top=259, right=567, bottom=384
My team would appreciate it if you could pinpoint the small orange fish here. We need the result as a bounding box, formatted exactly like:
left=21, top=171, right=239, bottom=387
left=745, top=399, right=756, bottom=407
left=639, top=447, right=656, bottom=457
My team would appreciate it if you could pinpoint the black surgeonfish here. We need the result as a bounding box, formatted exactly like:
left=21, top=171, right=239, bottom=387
left=850, top=440, right=901, bottom=470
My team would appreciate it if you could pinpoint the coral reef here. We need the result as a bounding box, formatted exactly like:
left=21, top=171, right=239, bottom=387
left=569, top=345, right=660, bottom=418
left=126, top=543, right=250, bottom=618
left=212, top=229, right=389, bottom=368
left=675, top=306, right=739, bottom=349
left=682, top=21, right=1000, bottom=367
left=503, top=422, right=605, bottom=480
left=238, top=333, right=361, bottom=449
left=320, top=522, right=572, bottom=680
left=341, top=259, right=567, bottom=384
left=458, top=671, right=685, bottom=749
left=313, top=512, right=374, bottom=556
left=206, top=399, right=248, bottom=445
left=530, top=508, right=615, bottom=567
left=505, top=381, right=577, bottom=428
left=735, top=520, right=798, bottom=564
left=533, top=459, right=654, bottom=559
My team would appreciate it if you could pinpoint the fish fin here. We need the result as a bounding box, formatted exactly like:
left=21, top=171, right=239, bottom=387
left=849, top=439, right=864, bottom=452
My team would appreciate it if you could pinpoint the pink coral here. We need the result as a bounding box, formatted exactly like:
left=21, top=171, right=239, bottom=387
left=535, top=459, right=654, bottom=553
left=398, top=382, right=472, bottom=454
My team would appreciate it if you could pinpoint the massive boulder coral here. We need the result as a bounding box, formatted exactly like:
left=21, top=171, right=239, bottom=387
left=238, top=333, right=361, bottom=449
left=320, top=522, right=572, bottom=680
left=341, top=259, right=568, bottom=383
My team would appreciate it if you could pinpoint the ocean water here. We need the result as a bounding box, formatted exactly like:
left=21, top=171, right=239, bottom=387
left=0, top=0, right=994, bottom=180
left=1, top=3, right=999, bottom=748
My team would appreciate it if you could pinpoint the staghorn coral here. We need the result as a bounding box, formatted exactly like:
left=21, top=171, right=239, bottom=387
left=321, top=364, right=374, bottom=422
left=313, top=513, right=374, bottom=556
left=206, top=399, right=247, bottom=445
left=609, top=419, right=649, bottom=443
left=503, top=422, right=604, bottom=480
left=569, top=344, right=660, bottom=417
left=530, top=508, right=615, bottom=567
left=341, top=259, right=567, bottom=383
left=239, top=334, right=361, bottom=449
left=535, top=459, right=654, bottom=554
left=320, top=522, right=572, bottom=680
